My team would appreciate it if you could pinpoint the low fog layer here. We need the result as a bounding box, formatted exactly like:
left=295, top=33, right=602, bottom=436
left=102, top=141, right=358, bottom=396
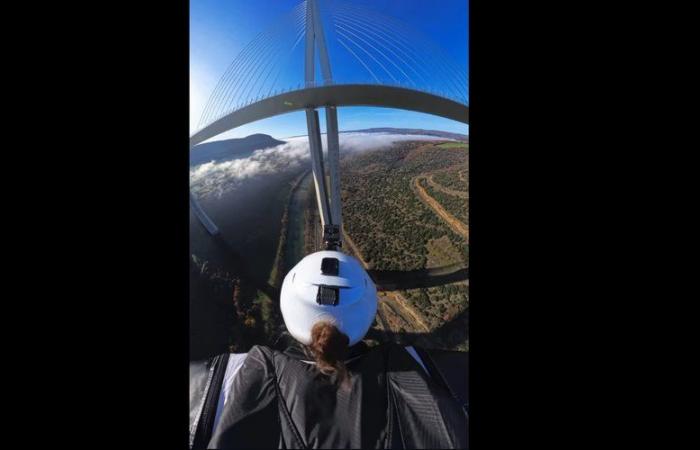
left=190, top=133, right=450, bottom=198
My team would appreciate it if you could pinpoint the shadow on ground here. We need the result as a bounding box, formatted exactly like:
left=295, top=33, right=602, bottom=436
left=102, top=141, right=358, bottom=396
left=369, top=264, right=468, bottom=291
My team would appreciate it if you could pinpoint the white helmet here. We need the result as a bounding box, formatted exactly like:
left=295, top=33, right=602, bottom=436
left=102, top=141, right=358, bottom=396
left=280, top=250, right=377, bottom=346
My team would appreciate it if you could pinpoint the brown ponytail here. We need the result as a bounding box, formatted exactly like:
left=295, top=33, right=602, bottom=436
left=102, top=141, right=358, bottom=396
left=310, top=321, right=350, bottom=386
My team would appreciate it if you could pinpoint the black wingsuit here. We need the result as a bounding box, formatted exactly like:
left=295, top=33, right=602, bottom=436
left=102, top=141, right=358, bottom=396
left=190, top=342, right=468, bottom=449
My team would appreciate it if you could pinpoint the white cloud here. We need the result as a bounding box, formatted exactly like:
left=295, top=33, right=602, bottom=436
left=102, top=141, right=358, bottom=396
left=337, top=132, right=448, bottom=153
left=190, top=133, right=448, bottom=198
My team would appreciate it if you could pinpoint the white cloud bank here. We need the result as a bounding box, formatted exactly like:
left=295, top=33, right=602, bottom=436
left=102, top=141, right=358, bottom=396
left=190, top=133, right=449, bottom=198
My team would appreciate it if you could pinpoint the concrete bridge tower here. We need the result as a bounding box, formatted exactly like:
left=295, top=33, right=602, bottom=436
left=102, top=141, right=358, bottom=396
left=304, top=0, right=343, bottom=248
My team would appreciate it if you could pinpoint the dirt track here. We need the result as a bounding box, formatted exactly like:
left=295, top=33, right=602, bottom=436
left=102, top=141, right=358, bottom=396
left=413, top=176, right=469, bottom=242
left=426, top=174, right=469, bottom=199
left=343, top=230, right=430, bottom=333
left=375, top=303, right=395, bottom=342
left=342, top=230, right=367, bottom=267
left=383, top=292, right=430, bottom=332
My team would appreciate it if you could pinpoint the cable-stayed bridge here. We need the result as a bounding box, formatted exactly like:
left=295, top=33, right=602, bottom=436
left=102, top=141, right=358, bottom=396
left=191, top=0, right=469, bottom=239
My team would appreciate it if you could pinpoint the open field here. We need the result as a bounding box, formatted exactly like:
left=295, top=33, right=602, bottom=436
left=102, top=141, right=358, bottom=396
left=437, top=142, right=468, bottom=149
left=433, top=170, right=468, bottom=193
left=340, top=140, right=469, bottom=350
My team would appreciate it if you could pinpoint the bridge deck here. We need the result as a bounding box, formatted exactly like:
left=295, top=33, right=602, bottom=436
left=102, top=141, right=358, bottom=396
left=190, top=83, right=469, bottom=147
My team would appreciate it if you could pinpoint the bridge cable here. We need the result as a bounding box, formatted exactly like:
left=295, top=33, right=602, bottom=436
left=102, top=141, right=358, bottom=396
left=332, top=1, right=467, bottom=102
left=202, top=27, right=278, bottom=126
left=335, top=0, right=469, bottom=92
left=222, top=5, right=306, bottom=117
left=331, top=7, right=436, bottom=83
left=204, top=1, right=306, bottom=126
left=330, top=12, right=431, bottom=88
left=330, top=13, right=426, bottom=88
left=334, top=27, right=398, bottom=84
left=199, top=30, right=267, bottom=128
left=332, top=5, right=457, bottom=96
left=334, top=35, right=380, bottom=84
left=199, top=1, right=304, bottom=128
left=241, top=5, right=305, bottom=107
left=333, top=21, right=413, bottom=86
left=248, top=12, right=307, bottom=103
left=332, top=3, right=465, bottom=101
left=266, top=25, right=307, bottom=98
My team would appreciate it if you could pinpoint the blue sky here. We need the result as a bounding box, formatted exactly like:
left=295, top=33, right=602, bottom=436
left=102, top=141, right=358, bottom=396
left=190, top=0, right=468, bottom=139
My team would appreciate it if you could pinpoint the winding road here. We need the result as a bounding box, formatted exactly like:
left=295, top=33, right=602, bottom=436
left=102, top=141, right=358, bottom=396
left=425, top=173, right=469, bottom=199
left=413, top=176, right=469, bottom=243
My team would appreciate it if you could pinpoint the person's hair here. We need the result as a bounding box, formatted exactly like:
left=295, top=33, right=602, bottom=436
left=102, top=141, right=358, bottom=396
left=310, top=321, right=350, bottom=386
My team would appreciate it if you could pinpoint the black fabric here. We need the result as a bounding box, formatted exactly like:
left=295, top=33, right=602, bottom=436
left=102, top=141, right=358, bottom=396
left=200, top=343, right=468, bottom=449
left=208, top=347, right=284, bottom=449
left=417, top=347, right=469, bottom=413
left=190, top=353, right=229, bottom=449
left=190, top=359, right=210, bottom=442
left=386, top=348, right=467, bottom=448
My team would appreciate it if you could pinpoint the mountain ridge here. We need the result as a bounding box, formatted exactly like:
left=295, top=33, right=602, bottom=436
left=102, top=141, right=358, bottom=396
left=347, top=128, right=468, bottom=141
left=284, top=128, right=468, bottom=141
left=190, top=134, right=286, bottom=166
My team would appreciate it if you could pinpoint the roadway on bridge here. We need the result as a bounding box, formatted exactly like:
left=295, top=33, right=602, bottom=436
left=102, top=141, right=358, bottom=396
left=190, top=83, right=469, bottom=147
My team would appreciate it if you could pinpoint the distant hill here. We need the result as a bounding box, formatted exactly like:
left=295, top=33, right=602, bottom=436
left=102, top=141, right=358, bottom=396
left=190, top=133, right=286, bottom=166
left=284, top=128, right=468, bottom=142
left=345, top=128, right=468, bottom=142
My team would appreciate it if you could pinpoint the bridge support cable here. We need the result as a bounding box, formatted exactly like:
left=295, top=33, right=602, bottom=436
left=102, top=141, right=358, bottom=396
left=333, top=0, right=466, bottom=81
left=214, top=32, right=277, bottom=120
left=333, top=27, right=399, bottom=84
left=335, top=37, right=380, bottom=83
left=333, top=5, right=464, bottom=101
left=332, top=20, right=414, bottom=87
left=207, top=3, right=306, bottom=124
left=330, top=13, right=427, bottom=87
left=266, top=28, right=306, bottom=98
left=331, top=2, right=467, bottom=102
left=201, top=1, right=306, bottom=127
left=225, top=6, right=307, bottom=115
left=251, top=24, right=306, bottom=102
left=190, top=193, right=220, bottom=236
left=240, top=8, right=307, bottom=105
left=332, top=6, right=443, bottom=89
left=331, top=11, right=438, bottom=91
left=199, top=31, right=267, bottom=128
left=207, top=24, right=286, bottom=123
left=332, top=23, right=405, bottom=84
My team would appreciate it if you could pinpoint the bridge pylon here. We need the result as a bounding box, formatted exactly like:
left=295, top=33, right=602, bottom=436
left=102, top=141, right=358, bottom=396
left=305, top=0, right=343, bottom=248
